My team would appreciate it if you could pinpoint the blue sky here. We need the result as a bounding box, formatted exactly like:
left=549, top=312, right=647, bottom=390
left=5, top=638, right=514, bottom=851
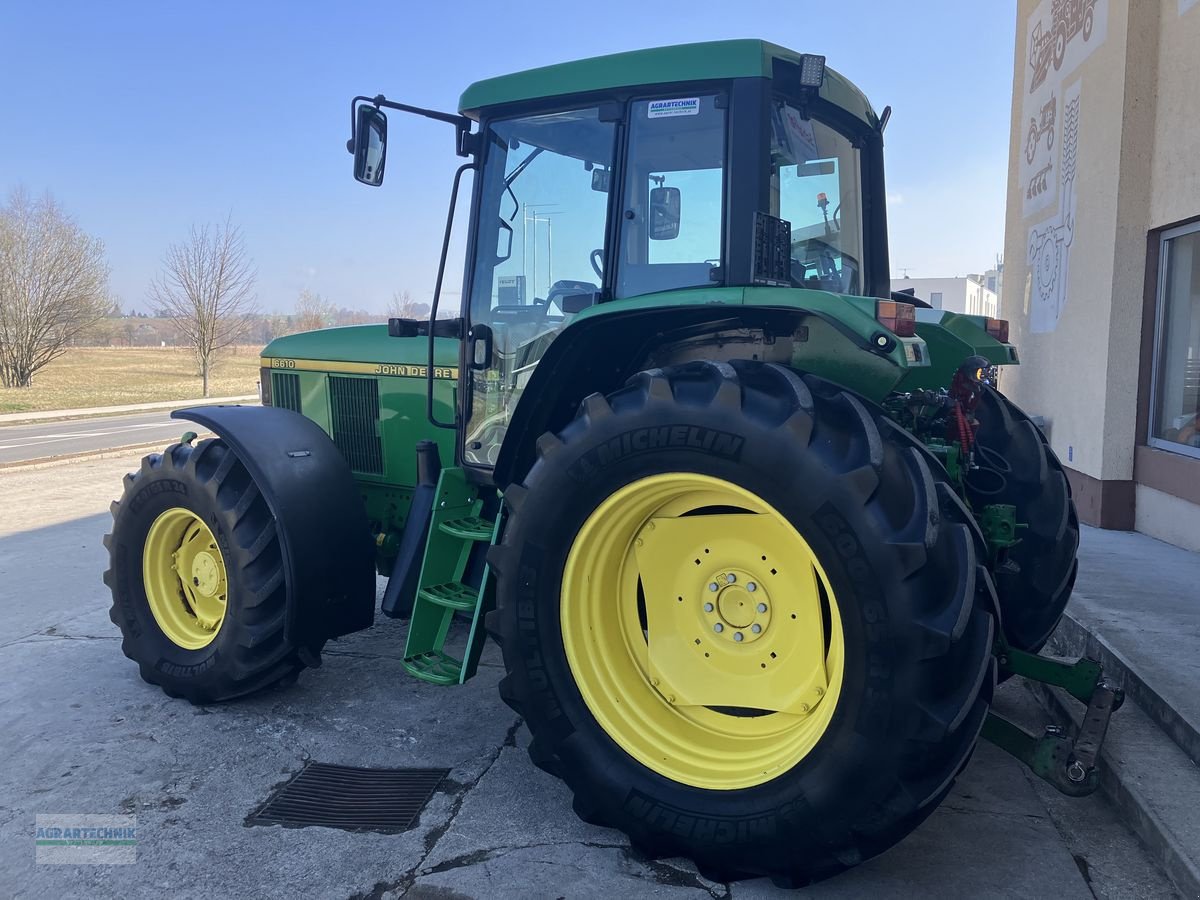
left=0, top=1, right=1015, bottom=314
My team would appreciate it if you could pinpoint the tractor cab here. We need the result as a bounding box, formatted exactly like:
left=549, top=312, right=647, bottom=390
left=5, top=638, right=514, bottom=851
left=103, top=40, right=1114, bottom=890
left=350, top=41, right=891, bottom=469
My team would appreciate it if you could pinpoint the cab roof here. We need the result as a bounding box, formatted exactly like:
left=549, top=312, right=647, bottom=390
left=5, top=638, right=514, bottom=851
left=458, top=39, right=878, bottom=128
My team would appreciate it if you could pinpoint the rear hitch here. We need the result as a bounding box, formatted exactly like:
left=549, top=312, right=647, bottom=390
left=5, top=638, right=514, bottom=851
left=981, top=644, right=1124, bottom=797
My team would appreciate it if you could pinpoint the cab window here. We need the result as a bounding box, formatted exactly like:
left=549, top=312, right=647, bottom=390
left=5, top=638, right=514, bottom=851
left=616, top=95, right=726, bottom=299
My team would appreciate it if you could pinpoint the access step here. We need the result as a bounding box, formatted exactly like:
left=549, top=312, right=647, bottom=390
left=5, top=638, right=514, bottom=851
left=438, top=516, right=494, bottom=541
left=401, top=650, right=464, bottom=686
left=417, top=582, right=478, bottom=611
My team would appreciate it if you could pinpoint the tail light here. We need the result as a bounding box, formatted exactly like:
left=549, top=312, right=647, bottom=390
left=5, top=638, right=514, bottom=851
left=985, top=317, right=1010, bottom=342
left=875, top=300, right=916, bottom=337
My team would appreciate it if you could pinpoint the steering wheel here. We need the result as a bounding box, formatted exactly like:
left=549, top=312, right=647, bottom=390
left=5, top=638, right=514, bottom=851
left=589, top=248, right=604, bottom=280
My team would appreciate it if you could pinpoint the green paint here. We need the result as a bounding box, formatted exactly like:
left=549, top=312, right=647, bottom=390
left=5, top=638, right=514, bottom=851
left=568, top=285, right=928, bottom=402
left=402, top=468, right=500, bottom=685
left=458, top=39, right=878, bottom=128
left=983, top=644, right=1123, bottom=797
left=898, top=310, right=1018, bottom=392
left=980, top=503, right=1023, bottom=559
left=262, top=324, right=460, bottom=548
left=925, top=439, right=963, bottom=487
left=263, top=323, right=459, bottom=368
left=996, top=643, right=1106, bottom=706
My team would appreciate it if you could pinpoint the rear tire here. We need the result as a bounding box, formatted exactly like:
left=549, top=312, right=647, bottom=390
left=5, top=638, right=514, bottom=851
left=488, top=361, right=996, bottom=885
left=967, top=387, right=1079, bottom=651
left=104, top=439, right=318, bottom=703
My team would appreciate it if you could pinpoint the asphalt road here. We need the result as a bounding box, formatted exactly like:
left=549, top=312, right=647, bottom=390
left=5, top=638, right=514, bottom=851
left=0, top=454, right=1179, bottom=899
left=0, top=412, right=205, bottom=465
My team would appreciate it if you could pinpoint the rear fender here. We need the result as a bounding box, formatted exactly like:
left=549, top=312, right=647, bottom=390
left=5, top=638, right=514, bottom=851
left=898, top=310, right=1020, bottom=392
left=172, top=405, right=375, bottom=645
left=492, top=303, right=911, bottom=489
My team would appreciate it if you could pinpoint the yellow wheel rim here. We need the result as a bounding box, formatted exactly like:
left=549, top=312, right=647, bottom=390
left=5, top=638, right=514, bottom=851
left=561, top=474, right=845, bottom=790
left=142, top=507, right=228, bottom=650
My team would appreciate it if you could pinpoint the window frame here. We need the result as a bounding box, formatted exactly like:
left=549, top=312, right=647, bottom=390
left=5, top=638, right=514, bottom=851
left=614, top=90, right=730, bottom=300
left=1148, top=219, right=1200, bottom=461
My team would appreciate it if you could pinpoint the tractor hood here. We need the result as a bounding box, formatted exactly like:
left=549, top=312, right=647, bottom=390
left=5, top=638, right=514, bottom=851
left=262, top=324, right=459, bottom=371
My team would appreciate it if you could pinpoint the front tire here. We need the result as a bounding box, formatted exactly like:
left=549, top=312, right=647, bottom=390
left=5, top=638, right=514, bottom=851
left=488, top=361, right=996, bottom=885
left=104, top=439, right=318, bottom=703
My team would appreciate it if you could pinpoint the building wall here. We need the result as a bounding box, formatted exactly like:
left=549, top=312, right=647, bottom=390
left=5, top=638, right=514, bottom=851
left=893, top=277, right=969, bottom=311
left=1001, top=0, right=1200, bottom=544
left=893, top=276, right=998, bottom=316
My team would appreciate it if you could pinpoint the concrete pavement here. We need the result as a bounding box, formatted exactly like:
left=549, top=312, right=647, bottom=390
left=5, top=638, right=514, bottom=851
left=0, top=455, right=1179, bottom=899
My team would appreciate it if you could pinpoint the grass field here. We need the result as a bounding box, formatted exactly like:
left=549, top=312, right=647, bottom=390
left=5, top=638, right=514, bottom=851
left=0, top=347, right=261, bottom=414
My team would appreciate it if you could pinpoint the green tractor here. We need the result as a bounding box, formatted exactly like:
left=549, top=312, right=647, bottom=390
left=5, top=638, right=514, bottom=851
left=104, top=40, right=1120, bottom=885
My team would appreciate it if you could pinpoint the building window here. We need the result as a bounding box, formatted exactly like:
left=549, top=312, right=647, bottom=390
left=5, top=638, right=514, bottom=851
left=930, top=291, right=943, bottom=308
left=1150, top=222, right=1200, bottom=459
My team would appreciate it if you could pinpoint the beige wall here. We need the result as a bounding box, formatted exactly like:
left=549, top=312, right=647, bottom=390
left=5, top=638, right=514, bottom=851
left=1001, top=0, right=1200, bottom=543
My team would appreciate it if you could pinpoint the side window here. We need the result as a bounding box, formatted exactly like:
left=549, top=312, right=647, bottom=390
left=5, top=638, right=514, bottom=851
left=616, top=95, right=726, bottom=299
left=770, top=99, right=864, bottom=295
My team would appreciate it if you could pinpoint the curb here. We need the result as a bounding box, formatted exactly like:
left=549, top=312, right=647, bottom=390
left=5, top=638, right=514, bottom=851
left=1029, top=678, right=1200, bottom=900
left=1032, top=612, right=1200, bottom=899
left=0, top=396, right=257, bottom=426
left=1050, top=613, right=1200, bottom=768
left=0, top=436, right=211, bottom=473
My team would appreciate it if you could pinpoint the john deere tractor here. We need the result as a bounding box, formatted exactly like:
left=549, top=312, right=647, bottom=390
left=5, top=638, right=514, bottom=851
left=104, top=40, right=1120, bottom=885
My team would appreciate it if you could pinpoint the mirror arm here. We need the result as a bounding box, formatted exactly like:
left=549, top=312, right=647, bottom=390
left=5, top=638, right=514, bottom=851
left=348, top=95, right=478, bottom=158
left=426, top=161, right=476, bottom=430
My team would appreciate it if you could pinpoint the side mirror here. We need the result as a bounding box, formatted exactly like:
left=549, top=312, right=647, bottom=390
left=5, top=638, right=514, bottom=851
left=353, top=105, right=388, bottom=186
left=649, top=186, right=681, bottom=240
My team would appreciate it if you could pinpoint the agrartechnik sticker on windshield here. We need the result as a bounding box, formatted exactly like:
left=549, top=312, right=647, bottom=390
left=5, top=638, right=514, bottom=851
left=647, top=98, right=700, bottom=118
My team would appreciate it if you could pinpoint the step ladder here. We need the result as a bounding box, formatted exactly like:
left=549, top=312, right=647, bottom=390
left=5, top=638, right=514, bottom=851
left=402, top=467, right=502, bottom=685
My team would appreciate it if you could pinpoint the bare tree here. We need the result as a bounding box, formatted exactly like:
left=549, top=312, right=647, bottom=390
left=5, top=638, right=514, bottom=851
left=148, top=217, right=257, bottom=396
left=387, top=289, right=431, bottom=320
left=292, top=288, right=340, bottom=333
left=0, top=189, right=112, bottom=387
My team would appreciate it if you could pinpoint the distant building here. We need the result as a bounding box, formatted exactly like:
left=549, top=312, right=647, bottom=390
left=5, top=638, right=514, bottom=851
left=892, top=275, right=998, bottom=317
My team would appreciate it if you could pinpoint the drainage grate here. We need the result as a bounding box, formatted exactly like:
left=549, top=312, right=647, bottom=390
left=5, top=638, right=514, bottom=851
left=247, top=763, right=449, bottom=833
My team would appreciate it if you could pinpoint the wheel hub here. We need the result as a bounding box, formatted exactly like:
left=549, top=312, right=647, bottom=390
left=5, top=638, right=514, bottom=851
left=633, top=512, right=831, bottom=716
left=706, top=569, right=771, bottom=641
left=191, top=551, right=221, bottom=597
left=143, top=507, right=228, bottom=649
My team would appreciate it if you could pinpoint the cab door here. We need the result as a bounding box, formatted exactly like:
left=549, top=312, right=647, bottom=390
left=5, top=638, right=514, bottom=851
left=459, top=106, right=619, bottom=468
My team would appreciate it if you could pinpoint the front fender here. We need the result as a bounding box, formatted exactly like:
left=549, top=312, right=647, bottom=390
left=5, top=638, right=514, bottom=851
left=172, top=405, right=375, bottom=645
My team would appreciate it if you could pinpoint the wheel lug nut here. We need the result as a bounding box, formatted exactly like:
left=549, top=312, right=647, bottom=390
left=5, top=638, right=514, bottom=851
left=747, top=582, right=757, bottom=592
left=708, top=582, right=719, bottom=592
left=734, top=632, right=744, bottom=642
left=713, top=623, right=724, bottom=633
left=751, top=624, right=762, bottom=634
left=756, top=602, right=767, bottom=613
left=704, top=602, right=714, bottom=613
left=726, top=573, right=736, bottom=584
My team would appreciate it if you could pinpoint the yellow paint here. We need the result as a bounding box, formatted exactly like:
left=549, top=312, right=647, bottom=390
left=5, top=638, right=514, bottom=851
left=142, top=507, right=228, bottom=650
left=261, top=357, right=459, bottom=380
left=560, top=473, right=845, bottom=790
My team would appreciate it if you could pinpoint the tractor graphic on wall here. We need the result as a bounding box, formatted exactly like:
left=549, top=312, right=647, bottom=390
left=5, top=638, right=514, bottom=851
left=1025, top=94, right=1057, bottom=164
left=1030, top=0, right=1097, bottom=92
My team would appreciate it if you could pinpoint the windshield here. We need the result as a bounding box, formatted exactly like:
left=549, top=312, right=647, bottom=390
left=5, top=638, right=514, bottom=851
left=770, top=98, right=864, bottom=294
left=463, top=107, right=617, bottom=466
